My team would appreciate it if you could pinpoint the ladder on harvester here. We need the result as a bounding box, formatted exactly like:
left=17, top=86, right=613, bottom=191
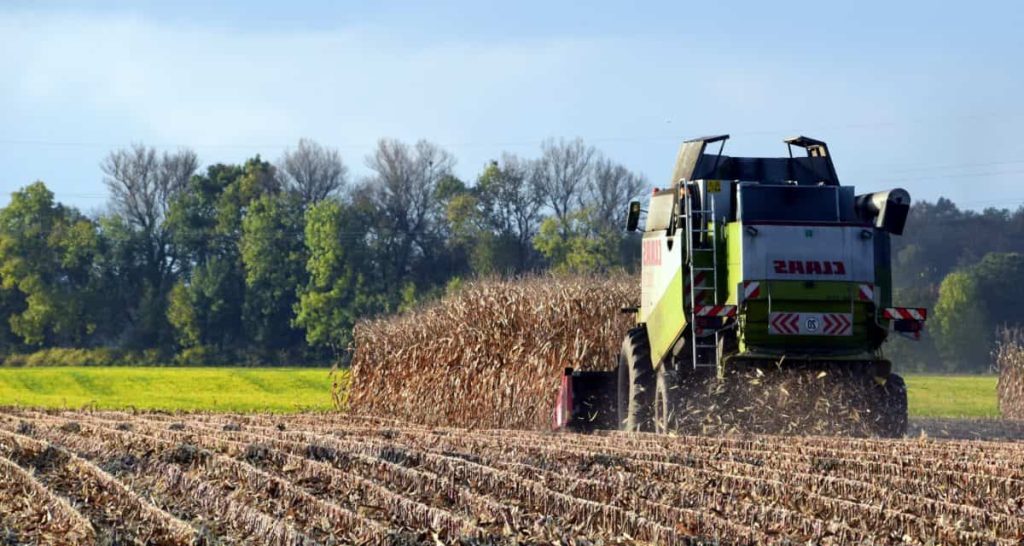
left=683, top=181, right=721, bottom=371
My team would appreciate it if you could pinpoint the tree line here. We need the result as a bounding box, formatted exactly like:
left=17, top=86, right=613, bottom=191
left=0, top=138, right=642, bottom=365
left=890, top=199, right=1024, bottom=373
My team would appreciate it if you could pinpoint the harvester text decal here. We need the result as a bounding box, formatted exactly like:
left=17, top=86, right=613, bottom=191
left=642, top=239, right=662, bottom=266
left=772, top=260, right=846, bottom=276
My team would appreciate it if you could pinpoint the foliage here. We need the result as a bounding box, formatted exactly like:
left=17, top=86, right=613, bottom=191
left=929, top=252, right=1024, bottom=372
left=293, top=199, right=377, bottom=353
left=970, top=252, right=1024, bottom=327
left=0, top=183, right=101, bottom=346
left=1, top=347, right=125, bottom=367
left=933, top=271, right=989, bottom=371
left=0, top=138, right=650, bottom=366
left=241, top=193, right=307, bottom=351
left=534, top=209, right=628, bottom=273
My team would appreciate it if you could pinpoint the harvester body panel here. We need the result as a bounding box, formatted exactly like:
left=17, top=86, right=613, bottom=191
left=725, top=219, right=880, bottom=356
left=640, top=233, right=687, bottom=367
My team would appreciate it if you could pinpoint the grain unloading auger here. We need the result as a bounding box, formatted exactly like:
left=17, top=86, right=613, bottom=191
left=553, top=135, right=926, bottom=437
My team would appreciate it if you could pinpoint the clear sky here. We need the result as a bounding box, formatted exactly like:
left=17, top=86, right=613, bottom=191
left=2, top=0, right=1023, bottom=213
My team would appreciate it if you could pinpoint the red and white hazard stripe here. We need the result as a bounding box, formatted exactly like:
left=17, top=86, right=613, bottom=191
left=742, top=281, right=761, bottom=300
left=693, top=304, right=737, bottom=318
left=821, top=313, right=852, bottom=335
left=858, top=283, right=874, bottom=302
left=770, top=312, right=800, bottom=335
left=883, top=307, right=927, bottom=321
left=684, top=271, right=709, bottom=306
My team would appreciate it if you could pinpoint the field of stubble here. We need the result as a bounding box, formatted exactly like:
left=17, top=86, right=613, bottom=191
left=2, top=409, right=1024, bottom=545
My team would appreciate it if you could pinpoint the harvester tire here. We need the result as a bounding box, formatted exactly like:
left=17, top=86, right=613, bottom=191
left=876, top=373, right=908, bottom=438
left=617, top=327, right=655, bottom=432
left=654, top=360, right=679, bottom=434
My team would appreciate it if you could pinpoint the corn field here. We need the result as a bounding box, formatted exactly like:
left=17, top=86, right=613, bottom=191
left=346, top=276, right=901, bottom=436
left=1, top=408, right=1023, bottom=545
left=345, top=275, right=637, bottom=429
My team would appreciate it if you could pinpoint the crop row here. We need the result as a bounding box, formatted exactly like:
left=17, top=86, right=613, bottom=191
left=2, top=409, right=1023, bottom=545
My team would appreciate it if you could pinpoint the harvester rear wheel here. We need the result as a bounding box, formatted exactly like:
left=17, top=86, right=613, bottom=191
left=617, top=327, right=654, bottom=432
left=654, top=360, right=679, bottom=434
left=876, top=373, right=908, bottom=438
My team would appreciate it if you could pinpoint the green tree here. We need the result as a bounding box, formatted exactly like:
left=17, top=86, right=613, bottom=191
left=294, top=200, right=377, bottom=353
left=241, top=193, right=307, bottom=351
left=533, top=209, right=620, bottom=273
left=933, top=271, right=989, bottom=372
left=0, top=286, right=26, bottom=355
left=166, top=258, right=244, bottom=353
left=931, top=252, right=1024, bottom=372
left=971, top=252, right=1024, bottom=327
left=164, top=157, right=280, bottom=357
left=0, top=182, right=100, bottom=346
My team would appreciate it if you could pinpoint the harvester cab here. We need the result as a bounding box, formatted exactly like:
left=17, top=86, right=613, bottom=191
left=554, top=135, right=925, bottom=437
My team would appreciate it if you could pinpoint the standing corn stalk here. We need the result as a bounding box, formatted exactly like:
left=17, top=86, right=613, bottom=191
left=996, top=327, right=1024, bottom=419
left=343, top=274, right=636, bottom=429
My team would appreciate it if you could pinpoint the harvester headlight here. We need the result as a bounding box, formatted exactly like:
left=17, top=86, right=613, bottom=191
left=745, top=226, right=759, bottom=237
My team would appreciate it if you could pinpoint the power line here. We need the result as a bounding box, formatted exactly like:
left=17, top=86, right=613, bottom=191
left=881, top=168, right=1024, bottom=184
left=2, top=110, right=1023, bottom=153
left=858, top=159, right=1024, bottom=175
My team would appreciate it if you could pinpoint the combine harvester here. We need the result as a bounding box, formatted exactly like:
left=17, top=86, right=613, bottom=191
left=554, top=135, right=926, bottom=437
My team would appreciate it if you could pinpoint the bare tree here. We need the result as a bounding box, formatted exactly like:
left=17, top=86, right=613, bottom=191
left=587, top=157, right=646, bottom=231
left=477, top=153, right=543, bottom=267
left=532, top=138, right=596, bottom=224
left=279, top=138, right=348, bottom=205
left=365, top=139, right=456, bottom=279
left=101, top=144, right=198, bottom=289
left=101, top=144, right=197, bottom=234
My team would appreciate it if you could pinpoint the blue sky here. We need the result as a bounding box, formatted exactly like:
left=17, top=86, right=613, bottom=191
left=2, top=1, right=1023, bottom=213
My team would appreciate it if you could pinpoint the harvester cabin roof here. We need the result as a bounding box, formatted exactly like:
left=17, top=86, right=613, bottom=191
left=671, top=135, right=841, bottom=187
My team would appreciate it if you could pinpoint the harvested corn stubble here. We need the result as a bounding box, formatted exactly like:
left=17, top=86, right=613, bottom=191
left=2, top=408, right=1024, bottom=545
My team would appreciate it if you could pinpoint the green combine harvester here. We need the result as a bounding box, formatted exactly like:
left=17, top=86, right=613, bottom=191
left=553, top=135, right=926, bottom=437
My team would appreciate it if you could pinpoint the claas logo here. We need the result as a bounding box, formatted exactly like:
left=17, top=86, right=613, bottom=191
left=642, top=239, right=662, bottom=266
left=773, top=260, right=847, bottom=275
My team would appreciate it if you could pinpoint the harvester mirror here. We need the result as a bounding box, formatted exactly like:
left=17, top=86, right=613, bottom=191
left=625, top=201, right=641, bottom=232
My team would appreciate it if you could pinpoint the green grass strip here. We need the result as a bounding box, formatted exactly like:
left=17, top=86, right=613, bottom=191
left=905, top=374, right=999, bottom=418
left=0, top=367, right=340, bottom=413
